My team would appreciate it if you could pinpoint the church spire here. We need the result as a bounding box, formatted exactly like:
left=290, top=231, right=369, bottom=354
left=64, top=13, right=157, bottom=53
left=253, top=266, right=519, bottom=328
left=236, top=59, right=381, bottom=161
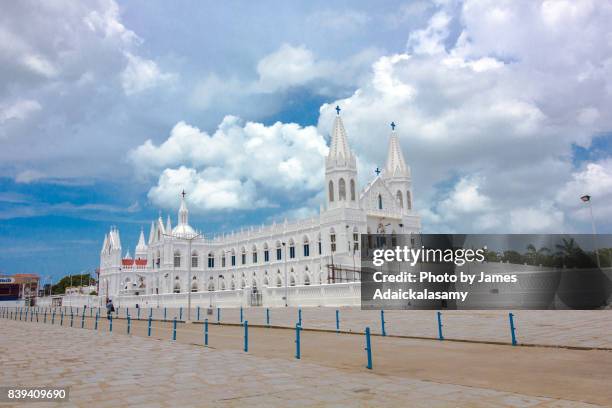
left=136, top=226, right=148, bottom=259
left=166, top=214, right=172, bottom=232
left=326, top=105, right=353, bottom=165
left=384, top=122, right=409, bottom=178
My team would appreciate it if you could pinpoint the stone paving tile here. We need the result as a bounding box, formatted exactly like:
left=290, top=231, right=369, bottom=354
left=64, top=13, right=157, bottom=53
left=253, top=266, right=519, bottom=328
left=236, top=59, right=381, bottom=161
left=0, top=319, right=606, bottom=408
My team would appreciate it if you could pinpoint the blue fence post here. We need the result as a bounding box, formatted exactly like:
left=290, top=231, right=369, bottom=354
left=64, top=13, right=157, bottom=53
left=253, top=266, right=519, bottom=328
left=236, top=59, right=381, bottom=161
left=179, top=307, right=183, bottom=321
left=36, top=310, right=39, bottom=322
left=172, top=317, right=177, bottom=341
left=147, top=316, right=152, bottom=337
left=164, top=307, right=167, bottom=322
left=19, top=308, right=22, bottom=321
left=81, top=312, right=85, bottom=329
left=149, top=307, right=153, bottom=319
left=336, top=309, right=340, bottom=333
left=437, top=311, right=444, bottom=340
left=266, top=308, right=270, bottom=327
left=217, top=307, right=221, bottom=325
left=298, top=308, right=302, bottom=327
left=197, top=306, right=200, bottom=321
left=204, top=318, right=209, bottom=346
left=60, top=311, right=64, bottom=326
left=95, top=312, right=99, bottom=330
left=52, top=311, right=55, bottom=325
left=243, top=320, right=249, bottom=352
left=240, top=307, right=243, bottom=323
left=509, top=312, right=517, bottom=346
left=126, top=307, right=129, bottom=319
left=365, top=327, right=373, bottom=370
left=127, top=315, right=131, bottom=334
left=90, top=307, right=93, bottom=318
left=137, top=307, right=141, bottom=321
left=109, top=314, right=113, bottom=333
left=295, top=323, right=301, bottom=359
left=381, top=310, right=386, bottom=337
left=70, top=313, right=74, bottom=327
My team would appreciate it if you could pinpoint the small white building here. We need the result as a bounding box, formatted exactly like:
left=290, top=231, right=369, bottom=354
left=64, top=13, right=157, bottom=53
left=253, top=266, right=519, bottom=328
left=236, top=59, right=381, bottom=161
left=99, top=109, right=420, bottom=306
left=65, top=285, right=97, bottom=296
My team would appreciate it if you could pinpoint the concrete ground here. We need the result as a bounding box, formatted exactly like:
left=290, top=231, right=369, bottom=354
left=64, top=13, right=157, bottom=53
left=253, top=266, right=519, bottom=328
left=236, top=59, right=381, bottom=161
left=1, top=316, right=611, bottom=407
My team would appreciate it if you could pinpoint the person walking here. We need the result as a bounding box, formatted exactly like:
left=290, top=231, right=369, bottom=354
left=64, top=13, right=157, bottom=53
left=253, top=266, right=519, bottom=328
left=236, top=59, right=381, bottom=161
left=106, top=299, right=115, bottom=320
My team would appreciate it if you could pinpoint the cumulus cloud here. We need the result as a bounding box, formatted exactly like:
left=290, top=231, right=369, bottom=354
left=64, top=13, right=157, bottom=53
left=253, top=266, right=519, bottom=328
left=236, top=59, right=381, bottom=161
left=0, top=99, right=41, bottom=125
left=556, top=159, right=612, bottom=222
left=189, top=43, right=380, bottom=115
left=0, top=0, right=175, bottom=180
left=129, top=116, right=328, bottom=212
left=121, top=52, right=176, bottom=95
left=317, top=0, right=612, bottom=233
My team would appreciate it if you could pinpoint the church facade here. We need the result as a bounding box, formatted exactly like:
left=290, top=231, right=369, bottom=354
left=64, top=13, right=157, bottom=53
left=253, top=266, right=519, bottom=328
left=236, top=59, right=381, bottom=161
left=99, top=109, right=420, bottom=305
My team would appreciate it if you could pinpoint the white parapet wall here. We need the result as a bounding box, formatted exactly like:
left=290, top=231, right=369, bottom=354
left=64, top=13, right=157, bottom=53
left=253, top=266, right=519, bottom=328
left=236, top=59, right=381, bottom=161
left=109, top=283, right=361, bottom=308
left=36, top=295, right=102, bottom=308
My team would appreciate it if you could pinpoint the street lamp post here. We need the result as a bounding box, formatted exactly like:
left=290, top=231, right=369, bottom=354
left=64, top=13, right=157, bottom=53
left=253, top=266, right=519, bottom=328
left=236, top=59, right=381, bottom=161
left=581, top=195, right=601, bottom=268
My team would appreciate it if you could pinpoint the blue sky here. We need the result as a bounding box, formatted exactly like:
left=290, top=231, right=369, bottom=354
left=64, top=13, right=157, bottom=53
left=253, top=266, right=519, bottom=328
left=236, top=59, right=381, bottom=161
left=1, top=0, right=612, bottom=282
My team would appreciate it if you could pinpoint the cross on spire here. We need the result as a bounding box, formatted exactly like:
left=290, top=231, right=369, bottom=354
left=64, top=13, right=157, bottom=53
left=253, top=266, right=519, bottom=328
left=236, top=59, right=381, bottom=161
left=335, top=105, right=341, bottom=115
left=375, top=167, right=381, bottom=176
left=181, top=190, right=186, bottom=199
left=390, top=122, right=396, bottom=131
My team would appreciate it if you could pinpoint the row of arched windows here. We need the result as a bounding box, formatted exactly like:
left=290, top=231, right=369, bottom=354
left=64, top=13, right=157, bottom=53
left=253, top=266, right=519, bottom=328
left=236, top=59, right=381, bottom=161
left=166, top=236, right=324, bottom=270
left=166, top=266, right=317, bottom=293
left=328, top=178, right=356, bottom=202
left=377, top=190, right=412, bottom=211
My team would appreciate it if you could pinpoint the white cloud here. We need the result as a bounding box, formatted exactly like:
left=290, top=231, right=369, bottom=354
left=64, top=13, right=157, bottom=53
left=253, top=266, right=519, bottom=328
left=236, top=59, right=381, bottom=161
left=130, top=116, right=329, bottom=212
left=0, top=100, right=41, bottom=125
left=510, top=204, right=565, bottom=233
left=439, top=177, right=492, bottom=215
left=317, top=0, right=612, bottom=233
left=556, top=159, right=612, bottom=222
left=14, top=169, right=46, bottom=184
left=256, top=44, right=330, bottom=93
left=21, top=54, right=58, bottom=78
left=121, top=52, right=176, bottom=95
left=147, top=166, right=269, bottom=211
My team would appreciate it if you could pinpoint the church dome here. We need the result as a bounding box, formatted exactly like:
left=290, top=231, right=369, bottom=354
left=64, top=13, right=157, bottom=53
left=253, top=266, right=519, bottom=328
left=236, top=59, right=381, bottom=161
left=172, top=223, right=197, bottom=238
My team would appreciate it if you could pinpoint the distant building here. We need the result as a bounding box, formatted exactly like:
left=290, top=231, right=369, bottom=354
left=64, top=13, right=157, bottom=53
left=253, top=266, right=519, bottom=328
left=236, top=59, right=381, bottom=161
left=0, top=274, right=40, bottom=305
left=65, top=285, right=97, bottom=295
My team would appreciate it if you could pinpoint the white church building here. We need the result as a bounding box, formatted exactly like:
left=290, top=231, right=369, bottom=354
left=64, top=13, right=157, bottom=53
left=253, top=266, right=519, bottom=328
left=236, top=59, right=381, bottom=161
left=99, top=108, right=420, bottom=307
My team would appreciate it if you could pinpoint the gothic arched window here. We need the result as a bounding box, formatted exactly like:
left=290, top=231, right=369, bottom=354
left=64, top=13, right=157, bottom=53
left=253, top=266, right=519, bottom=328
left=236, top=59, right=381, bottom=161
left=350, top=179, right=356, bottom=201
left=339, top=178, right=346, bottom=200
left=328, top=180, right=334, bottom=202
left=330, top=228, right=336, bottom=252
left=192, top=251, right=199, bottom=268
left=173, top=250, right=181, bottom=268
left=406, top=190, right=412, bottom=210
left=208, top=252, right=214, bottom=268
left=378, top=194, right=383, bottom=210
left=396, top=190, right=403, bottom=208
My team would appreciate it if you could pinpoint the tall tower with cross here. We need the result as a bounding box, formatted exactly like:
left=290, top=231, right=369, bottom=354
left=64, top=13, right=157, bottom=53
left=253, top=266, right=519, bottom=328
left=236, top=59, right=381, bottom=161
left=325, top=106, right=359, bottom=210
left=382, top=121, right=413, bottom=213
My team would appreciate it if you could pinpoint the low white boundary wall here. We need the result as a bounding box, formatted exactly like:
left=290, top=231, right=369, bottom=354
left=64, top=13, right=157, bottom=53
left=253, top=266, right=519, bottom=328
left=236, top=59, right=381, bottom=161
left=104, top=283, right=361, bottom=308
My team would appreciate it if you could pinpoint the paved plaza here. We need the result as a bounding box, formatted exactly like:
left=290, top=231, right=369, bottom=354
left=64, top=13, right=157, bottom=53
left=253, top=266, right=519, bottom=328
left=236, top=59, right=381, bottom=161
left=1, top=317, right=611, bottom=407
